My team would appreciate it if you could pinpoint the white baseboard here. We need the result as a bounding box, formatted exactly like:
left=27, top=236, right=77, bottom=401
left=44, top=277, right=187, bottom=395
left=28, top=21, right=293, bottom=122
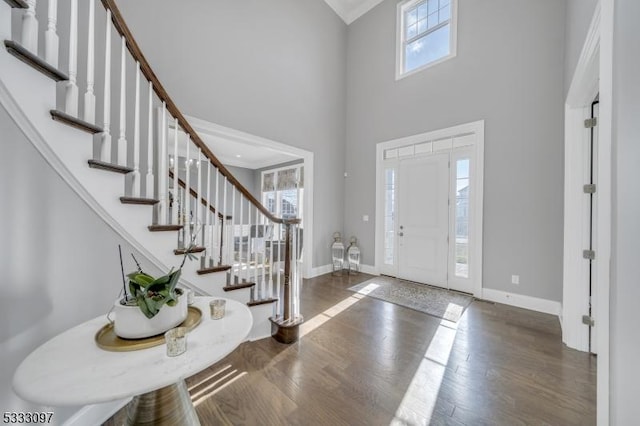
left=481, top=288, right=562, bottom=316
left=310, top=264, right=332, bottom=278
left=360, top=264, right=376, bottom=275
left=309, top=264, right=376, bottom=278
left=63, top=398, right=131, bottom=426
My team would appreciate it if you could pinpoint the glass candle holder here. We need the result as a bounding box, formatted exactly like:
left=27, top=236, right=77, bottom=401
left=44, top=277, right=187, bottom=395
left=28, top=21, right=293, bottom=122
left=210, top=299, right=226, bottom=320
left=165, top=327, right=187, bottom=357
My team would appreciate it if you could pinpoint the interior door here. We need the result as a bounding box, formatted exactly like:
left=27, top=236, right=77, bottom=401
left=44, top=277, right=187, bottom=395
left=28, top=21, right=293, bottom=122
left=397, top=153, right=449, bottom=287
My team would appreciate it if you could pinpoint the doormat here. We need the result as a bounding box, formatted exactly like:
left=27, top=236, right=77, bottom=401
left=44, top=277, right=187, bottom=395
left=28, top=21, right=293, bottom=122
left=347, top=276, right=473, bottom=322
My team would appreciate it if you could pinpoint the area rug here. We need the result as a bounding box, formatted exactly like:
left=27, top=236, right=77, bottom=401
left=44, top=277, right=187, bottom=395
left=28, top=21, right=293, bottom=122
left=347, top=276, right=473, bottom=322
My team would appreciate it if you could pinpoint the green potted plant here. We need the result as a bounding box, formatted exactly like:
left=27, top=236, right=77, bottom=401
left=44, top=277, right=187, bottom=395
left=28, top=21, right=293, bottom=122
left=113, top=243, right=197, bottom=339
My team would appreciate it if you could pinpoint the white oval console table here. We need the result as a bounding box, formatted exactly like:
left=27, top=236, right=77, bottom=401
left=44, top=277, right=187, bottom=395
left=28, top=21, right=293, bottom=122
left=13, top=297, right=252, bottom=425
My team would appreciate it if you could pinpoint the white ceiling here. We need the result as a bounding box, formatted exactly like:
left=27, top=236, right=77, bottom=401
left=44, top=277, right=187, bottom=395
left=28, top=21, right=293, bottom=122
left=323, top=0, right=385, bottom=24
left=181, top=115, right=302, bottom=170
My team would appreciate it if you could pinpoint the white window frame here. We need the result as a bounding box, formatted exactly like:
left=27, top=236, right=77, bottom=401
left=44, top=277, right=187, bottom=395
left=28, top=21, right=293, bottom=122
left=261, top=163, right=304, bottom=226
left=396, top=0, right=458, bottom=80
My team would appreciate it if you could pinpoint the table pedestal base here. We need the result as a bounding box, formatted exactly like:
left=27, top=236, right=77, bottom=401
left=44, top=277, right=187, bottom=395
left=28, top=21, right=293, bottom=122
left=125, top=380, right=200, bottom=426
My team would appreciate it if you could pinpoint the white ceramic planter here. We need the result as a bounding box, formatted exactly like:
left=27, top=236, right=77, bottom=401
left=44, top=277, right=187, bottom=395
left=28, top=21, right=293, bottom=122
left=113, top=295, right=188, bottom=339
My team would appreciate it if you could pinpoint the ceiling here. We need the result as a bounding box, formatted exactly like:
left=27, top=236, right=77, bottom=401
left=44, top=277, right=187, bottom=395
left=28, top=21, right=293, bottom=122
left=323, top=0, right=385, bottom=24
left=182, top=115, right=302, bottom=170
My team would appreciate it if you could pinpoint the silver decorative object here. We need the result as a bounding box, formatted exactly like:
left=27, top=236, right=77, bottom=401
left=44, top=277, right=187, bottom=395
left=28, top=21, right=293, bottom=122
left=347, top=236, right=361, bottom=274
left=331, top=232, right=345, bottom=275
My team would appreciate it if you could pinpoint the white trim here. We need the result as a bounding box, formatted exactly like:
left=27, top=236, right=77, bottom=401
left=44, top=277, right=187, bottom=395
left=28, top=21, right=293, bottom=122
left=309, top=264, right=376, bottom=278
left=481, top=289, right=562, bottom=317
left=62, top=399, right=131, bottom=426
left=596, top=0, right=612, bottom=423
left=395, top=0, right=458, bottom=80
left=562, top=2, right=610, bottom=422
left=360, top=264, right=377, bottom=275
left=322, top=0, right=385, bottom=25
left=310, top=264, right=333, bottom=278
left=183, top=114, right=315, bottom=280
left=375, top=120, right=484, bottom=298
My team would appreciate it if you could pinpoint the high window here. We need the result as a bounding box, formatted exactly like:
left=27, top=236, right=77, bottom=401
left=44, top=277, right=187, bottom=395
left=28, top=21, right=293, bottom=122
left=397, top=0, right=457, bottom=79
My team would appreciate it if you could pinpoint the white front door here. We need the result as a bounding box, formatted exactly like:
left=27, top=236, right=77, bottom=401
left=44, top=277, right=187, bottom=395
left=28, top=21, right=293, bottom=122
left=397, top=153, right=449, bottom=287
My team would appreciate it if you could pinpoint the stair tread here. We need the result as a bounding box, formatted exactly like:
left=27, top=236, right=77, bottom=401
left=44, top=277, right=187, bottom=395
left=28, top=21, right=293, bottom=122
left=197, top=265, right=231, bottom=275
left=120, top=196, right=159, bottom=205
left=3, top=0, right=28, bottom=8
left=247, top=298, right=278, bottom=307
left=51, top=110, right=103, bottom=134
left=148, top=224, right=183, bottom=232
left=4, top=40, right=68, bottom=81
left=87, top=159, right=133, bottom=174
left=174, top=246, right=206, bottom=255
left=223, top=282, right=256, bottom=292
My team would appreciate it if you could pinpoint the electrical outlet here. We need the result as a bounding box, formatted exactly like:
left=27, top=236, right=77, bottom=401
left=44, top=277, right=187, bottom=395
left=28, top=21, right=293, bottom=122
left=363, top=215, right=369, bottom=222
left=511, top=275, right=520, bottom=285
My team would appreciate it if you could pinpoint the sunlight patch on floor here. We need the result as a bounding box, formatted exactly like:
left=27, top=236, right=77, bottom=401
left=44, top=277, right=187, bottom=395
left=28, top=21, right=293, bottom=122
left=392, top=302, right=460, bottom=424
left=298, top=284, right=378, bottom=338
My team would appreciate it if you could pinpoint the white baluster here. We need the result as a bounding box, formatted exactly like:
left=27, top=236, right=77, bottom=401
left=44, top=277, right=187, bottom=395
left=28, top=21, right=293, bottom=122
left=83, top=0, right=95, bottom=123
left=21, top=0, right=38, bottom=54
left=117, top=36, right=127, bottom=166
left=222, top=176, right=228, bottom=264
left=146, top=83, right=155, bottom=200
left=131, top=61, right=141, bottom=197
left=277, top=220, right=281, bottom=306
left=230, top=187, right=236, bottom=273
left=100, top=10, right=111, bottom=163
left=185, top=136, right=191, bottom=238
left=44, top=0, right=58, bottom=67
left=253, top=206, right=258, bottom=297
left=238, top=193, right=243, bottom=278
left=256, top=213, right=269, bottom=297
left=205, top=161, right=211, bottom=264
left=65, top=0, right=78, bottom=117
left=196, top=149, right=202, bottom=240
left=269, top=218, right=274, bottom=299
left=214, top=168, right=220, bottom=264
left=172, top=119, right=179, bottom=225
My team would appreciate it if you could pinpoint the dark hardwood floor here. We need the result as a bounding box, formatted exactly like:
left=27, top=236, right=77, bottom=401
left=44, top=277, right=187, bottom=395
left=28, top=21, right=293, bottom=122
left=105, top=273, right=596, bottom=425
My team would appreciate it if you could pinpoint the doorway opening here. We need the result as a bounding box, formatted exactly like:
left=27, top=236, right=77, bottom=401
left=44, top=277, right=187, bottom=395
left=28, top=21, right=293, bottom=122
left=375, top=121, right=484, bottom=297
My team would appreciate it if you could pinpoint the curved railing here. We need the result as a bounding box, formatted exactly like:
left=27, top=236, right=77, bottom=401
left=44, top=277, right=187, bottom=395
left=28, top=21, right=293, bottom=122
left=9, top=0, right=304, bottom=338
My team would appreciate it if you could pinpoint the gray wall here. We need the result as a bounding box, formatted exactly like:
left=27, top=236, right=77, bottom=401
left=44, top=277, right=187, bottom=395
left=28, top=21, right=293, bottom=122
left=115, top=0, right=348, bottom=269
left=611, top=0, right=640, bottom=421
left=345, top=0, right=566, bottom=301
left=563, top=0, right=599, bottom=95
left=0, top=105, right=162, bottom=423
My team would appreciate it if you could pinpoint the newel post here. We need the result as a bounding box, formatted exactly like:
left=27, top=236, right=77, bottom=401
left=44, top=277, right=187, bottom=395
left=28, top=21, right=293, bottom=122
left=269, top=220, right=304, bottom=344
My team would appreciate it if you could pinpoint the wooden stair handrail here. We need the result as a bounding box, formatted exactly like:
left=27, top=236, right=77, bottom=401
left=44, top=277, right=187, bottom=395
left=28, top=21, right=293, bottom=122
left=101, top=0, right=298, bottom=226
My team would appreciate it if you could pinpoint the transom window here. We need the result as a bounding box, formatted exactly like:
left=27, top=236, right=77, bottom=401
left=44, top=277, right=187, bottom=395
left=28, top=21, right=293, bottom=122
left=397, top=0, right=457, bottom=79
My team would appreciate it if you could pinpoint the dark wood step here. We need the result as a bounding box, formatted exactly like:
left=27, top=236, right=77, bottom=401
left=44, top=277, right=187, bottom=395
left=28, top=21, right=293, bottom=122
left=174, top=246, right=205, bottom=255
left=148, top=224, right=183, bottom=232
left=51, top=110, right=103, bottom=134
left=88, top=159, right=133, bottom=174
left=223, top=282, right=256, bottom=292
left=4, top=40, right=68, bottom=81
left=3, top=0, right=28, bottom=8
left=247, top=298, right=278, bottom=307
left=120, top=196, right=159, bottom=205
left=197, top=265, right=231, bottom=275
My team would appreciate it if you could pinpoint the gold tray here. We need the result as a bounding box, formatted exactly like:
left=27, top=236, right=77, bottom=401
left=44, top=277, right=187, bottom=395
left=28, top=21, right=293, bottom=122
left=95, top=306, right=202, bottom=352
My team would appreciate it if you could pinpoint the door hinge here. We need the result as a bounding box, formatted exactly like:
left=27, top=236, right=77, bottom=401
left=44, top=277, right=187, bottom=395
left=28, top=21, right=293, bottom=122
left=583, top=184, right=596, bottom=194
left=584, top=117, right=598, bottom=128
left=583, top=249, right=596, bottom=260
left=582, top=315, right=595, bottom=327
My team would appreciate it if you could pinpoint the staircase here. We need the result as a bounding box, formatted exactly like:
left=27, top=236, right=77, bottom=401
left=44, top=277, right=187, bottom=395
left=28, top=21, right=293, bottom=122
left=0, top=0, right=304, bottom=341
